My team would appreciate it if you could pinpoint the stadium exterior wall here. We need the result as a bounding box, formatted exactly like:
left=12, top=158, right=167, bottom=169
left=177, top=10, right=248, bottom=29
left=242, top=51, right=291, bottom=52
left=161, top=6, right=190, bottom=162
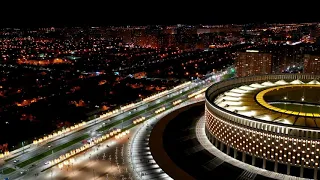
left=205, top=74, right=320, bottom=179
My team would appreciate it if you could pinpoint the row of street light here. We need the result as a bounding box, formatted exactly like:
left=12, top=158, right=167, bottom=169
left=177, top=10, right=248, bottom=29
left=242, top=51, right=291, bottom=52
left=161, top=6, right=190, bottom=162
left=48, top=128, right=123, bottom=167
left=33, top=122, right=87, bottom=145
left=99, top=81, right=191, bottom=119
left=155, top=107, right=166, bottom=114
left=133, top=117, right=146, bottom=125
left=187, top=87, right=208, bottom=98
left=173, top=99, right=183, bottom=106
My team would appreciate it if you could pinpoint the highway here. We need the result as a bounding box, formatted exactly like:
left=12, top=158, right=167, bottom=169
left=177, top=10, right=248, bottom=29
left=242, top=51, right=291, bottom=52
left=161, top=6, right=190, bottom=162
left=0, top=69, right=232, bottom=180
left=19, top=94, right=205, bottom=180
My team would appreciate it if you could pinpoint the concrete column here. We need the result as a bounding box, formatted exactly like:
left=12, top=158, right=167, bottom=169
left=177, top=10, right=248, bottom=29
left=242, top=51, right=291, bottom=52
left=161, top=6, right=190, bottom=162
left=287, top=165, right=290, bottom=175
left=274, top=161, right=278, bottom=172
left=314, top=168, right=318, bottom=180
left=242, top=152, right=246, bottom=162
left=220, top=143, right=223, bottom=151
left=227, top=146, right=230, bottom=155
left=234, top=150, right=237, bottom=159
left=300, top=167, right=304, bottom=178
left=252, top=156, right=256, bottom=166
left=211, top=136, right=214, bottom=144
left=215, top=139, right=218, bottom=147
left=263, top=159, right=266, bottom=169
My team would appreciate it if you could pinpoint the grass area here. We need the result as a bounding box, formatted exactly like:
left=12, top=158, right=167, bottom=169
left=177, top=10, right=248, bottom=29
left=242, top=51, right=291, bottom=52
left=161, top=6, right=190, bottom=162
left=272, top=103, right=320, bottom=114
left=16, top=134, right=89, bottom=168
left=2, top=167, right=15, bottom=174
left=97, top=87, right=197, bottom=132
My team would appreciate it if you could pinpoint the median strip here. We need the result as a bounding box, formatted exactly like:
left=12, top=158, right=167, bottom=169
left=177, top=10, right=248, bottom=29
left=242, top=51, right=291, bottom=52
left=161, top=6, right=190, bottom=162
left=42, top=91, right=192, bottom=172
left=97, top=86, right=197, bottom=132
left=11, top=87, right=196, bottom=171
left=16, top=134, right=89, bottom=168
left=1, top=167, right=15, bottom=174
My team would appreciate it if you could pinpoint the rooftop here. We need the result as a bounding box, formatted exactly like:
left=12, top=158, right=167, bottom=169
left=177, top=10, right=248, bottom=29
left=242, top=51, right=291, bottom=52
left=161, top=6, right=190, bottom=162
left=214, top=79, right=320, bottom=128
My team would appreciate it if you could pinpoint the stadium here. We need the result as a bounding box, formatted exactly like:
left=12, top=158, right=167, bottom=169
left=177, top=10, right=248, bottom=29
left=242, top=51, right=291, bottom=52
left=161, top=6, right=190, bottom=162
left=205, top=74, right=320, bottom=179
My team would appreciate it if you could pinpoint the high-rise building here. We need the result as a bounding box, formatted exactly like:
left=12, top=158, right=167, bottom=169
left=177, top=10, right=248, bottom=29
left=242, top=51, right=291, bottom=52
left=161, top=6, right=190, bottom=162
left=236, top=50, right=272, bottom=77
left=270, top=45, right=304, bottom=73
left=303, top=54, right=320, bottom=74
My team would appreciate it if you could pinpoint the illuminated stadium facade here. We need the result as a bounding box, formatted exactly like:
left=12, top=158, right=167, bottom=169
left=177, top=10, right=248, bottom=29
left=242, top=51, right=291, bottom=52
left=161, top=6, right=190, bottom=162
left=205, top=74, right=320, bottom=179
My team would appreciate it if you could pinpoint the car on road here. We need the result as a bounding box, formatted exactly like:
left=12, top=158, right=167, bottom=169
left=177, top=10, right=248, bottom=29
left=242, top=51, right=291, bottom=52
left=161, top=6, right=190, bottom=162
left=44, top=161, right=50, bottom=165
left=13, top=160, right=19, bottom=163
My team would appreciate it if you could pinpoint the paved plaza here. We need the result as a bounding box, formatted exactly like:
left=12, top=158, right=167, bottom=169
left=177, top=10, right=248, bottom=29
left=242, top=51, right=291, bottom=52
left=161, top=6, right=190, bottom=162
left=22, top=126, right=139, bottom=180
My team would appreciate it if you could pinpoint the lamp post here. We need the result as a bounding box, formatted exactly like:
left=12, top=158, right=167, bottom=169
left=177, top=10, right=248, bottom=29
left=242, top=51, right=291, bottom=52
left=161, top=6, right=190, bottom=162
left=300, top=96, right=305, bottom=112
left=283, top=96, right=287, bottom=110
left=22, top=141, right=24, bottom=154
left=301, top=89, right=305, bottom=111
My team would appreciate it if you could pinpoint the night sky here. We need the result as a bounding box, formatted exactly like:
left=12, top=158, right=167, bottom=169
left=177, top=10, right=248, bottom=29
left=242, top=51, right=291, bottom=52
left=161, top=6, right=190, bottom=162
left=2, top=2, right=319, bottom=27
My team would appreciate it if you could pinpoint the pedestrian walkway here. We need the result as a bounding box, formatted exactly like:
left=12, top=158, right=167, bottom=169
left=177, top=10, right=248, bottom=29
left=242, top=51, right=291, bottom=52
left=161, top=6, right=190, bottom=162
left=129, top=119, right=172, bottom=180
left=237, top=170, right=257, bottom=180
left=202, top=157, right=224, bottom=171
left=184, top=144, right=204, bottom=156
left=128, top=99, right=204, bottom=180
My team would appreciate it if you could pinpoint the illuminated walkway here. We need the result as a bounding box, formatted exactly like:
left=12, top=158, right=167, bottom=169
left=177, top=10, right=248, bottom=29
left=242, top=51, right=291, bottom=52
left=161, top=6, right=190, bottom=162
left=129, top=117, right=173, bottom=180
left=128, top=111, right=174, bottom=180
left=128, top=99, right=203, bottom=180
left=21, top=127, right=137, bottom=180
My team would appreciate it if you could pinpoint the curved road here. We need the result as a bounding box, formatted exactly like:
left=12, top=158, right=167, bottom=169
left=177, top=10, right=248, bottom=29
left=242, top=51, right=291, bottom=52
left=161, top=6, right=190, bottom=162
left=0, top=71, right=227, bottom=179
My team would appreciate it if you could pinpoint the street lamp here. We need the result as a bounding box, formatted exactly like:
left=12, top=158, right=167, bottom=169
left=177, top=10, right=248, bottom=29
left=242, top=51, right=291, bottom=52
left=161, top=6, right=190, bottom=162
left=283, top=96, right=287, bottom=110
left=22, top=141, right=24, bottom=154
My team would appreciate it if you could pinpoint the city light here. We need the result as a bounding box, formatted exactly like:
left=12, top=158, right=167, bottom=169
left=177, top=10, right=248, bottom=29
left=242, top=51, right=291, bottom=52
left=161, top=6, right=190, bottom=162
left=155, top=107, right=166, bottom=114
left=188, top=87, right=207, bottom=98
left=133, top=117, right=146, bottom=124
left=33, top=122, right=86, bottom=145
left=173, top=99, right=183, bottom=106
left=48, top=128, right=123, bottom=167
